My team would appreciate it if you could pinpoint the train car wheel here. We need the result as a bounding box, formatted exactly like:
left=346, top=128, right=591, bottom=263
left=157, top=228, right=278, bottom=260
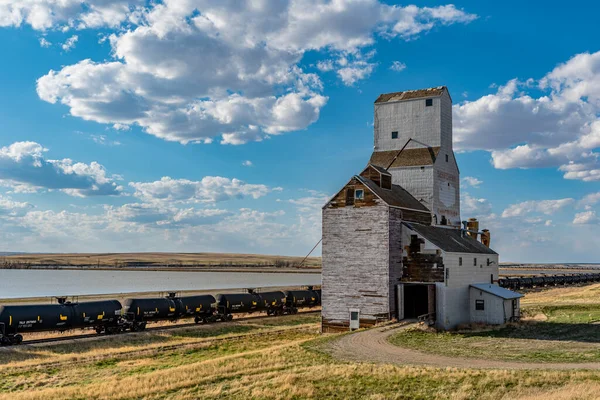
left=12, top=335, right=23, bottom=345
left=95, top=327, right=104, bottom=334
left=226, top=314, right=233, bottom=321
left=1, top=337, right=11, bottom=346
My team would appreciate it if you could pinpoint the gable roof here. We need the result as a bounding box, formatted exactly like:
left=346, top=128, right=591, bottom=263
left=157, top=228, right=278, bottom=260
left=367, top=164, right=391, bottom=176
left=403, top=222, right=498, bottom=255
left=369, top=147, right=441, bottom=169
left=471, top=284, right=523, bottom=300
left=356, top=176, right=430, bottom=212
left=375, top=86, right=447, bottom=104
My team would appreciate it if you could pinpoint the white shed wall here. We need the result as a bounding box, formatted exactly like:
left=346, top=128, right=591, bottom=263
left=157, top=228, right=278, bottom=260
left=436, top=252, right=499, bottom=330
left=469, top=288, right=506, bottom=325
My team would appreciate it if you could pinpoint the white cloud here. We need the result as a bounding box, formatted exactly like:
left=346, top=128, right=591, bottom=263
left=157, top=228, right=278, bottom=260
left=461, top=192, right=491, bottom=217
left=390, top=61, right=406, bottom=72
left=0, top=141, right=123, bottom=197
left=454, top=51, right=600, bottom=182
left=502, top=198, right=574, bottom=218
left=39, top=37, right=51, bottom=47
left=579, top=192, right=600, bottom=208
left=61, top=34, right=78, bottom=51
left=0, top=0, right=143, bottom=30
left=462, top=176, right=482, bottom=188
left=90, top=134, right=121, bottom=146
left=129, top=176, right=272, bottom=204
left=573, top=210, right=599, bottom=225
left=33, top=1, right=476, bottom=145
left=242, top=160, right=253, bottom=167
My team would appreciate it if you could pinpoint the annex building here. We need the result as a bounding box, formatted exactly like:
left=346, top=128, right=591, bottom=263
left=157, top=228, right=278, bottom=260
left=321, top=86, right=522, bottom=331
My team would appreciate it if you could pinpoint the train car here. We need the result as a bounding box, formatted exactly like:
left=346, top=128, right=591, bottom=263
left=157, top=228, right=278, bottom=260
left=216, top=292, right=262, bottom=320
left=531, top=277, right=545, bottom=287
left=0, top=300, right=122, bottom=344
left=542, top=276, right=556, bottom=286
left=177, top=295, right=216, bottom=324
left=122, top=296, right=179, bottom=331
left=284, top=289, right=320, bottom=313
left=258, top=291, right=286, bottom=316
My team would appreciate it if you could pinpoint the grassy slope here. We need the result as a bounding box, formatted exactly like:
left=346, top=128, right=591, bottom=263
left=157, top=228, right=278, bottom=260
left=389, top=283, right=600, bottom=363
left=1, top=313, right=600, bottom=400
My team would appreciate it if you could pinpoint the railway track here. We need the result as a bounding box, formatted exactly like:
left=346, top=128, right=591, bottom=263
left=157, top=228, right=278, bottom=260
left=15, top=309, right=320, bottom=346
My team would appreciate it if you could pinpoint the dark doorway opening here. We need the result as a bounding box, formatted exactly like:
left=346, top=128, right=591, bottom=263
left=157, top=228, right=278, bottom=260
left=404, top=285, right=429, bottom=318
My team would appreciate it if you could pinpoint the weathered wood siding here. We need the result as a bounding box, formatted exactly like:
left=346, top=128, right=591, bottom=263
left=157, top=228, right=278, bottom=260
left=322, top=204, right=392, bottom=329
left=327, top=178, right=379, bottom=208
left=388, top=208, right=404, bottom=317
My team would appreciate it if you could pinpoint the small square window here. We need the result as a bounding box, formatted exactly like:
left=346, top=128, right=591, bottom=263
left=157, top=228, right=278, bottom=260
left=459, top=257, right=462, bottom=266
left=391, top=131, right=398, bottom=139
left=355, top=189, right=364, bottom=200
left=475, top=299, right=485, bottom=311
left=425, top=99, right=433, bottom=107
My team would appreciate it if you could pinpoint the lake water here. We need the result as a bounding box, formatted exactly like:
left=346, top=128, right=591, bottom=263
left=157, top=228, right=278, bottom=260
left=0, top=269, right=322, bottom=299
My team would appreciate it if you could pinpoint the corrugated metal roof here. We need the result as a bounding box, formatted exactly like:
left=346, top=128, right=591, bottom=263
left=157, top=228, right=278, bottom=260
left=369, top=147, right=441, bottom=168
left=375, top=86, right=447, bottom=104
left=403, top=222, right=498, bottom=255
left=357, top=176, right=430, bottom=212
left=471, top=284, right=523, bottom=300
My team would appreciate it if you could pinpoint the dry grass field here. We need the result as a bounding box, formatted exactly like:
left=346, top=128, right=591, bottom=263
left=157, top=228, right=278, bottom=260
left=0, top=252, right=321, bottom=270
left=3, top=285, right=600, bottom=399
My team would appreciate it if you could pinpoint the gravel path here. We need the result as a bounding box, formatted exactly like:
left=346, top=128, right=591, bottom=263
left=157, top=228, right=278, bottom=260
left=328, top=322, right=600, bottom=370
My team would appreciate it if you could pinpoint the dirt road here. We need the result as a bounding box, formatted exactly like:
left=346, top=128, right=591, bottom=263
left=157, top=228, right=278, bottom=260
left=327, top=323, right=600, bottom=370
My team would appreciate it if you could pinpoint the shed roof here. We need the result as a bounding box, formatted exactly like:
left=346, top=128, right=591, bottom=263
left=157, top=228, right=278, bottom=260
left=403, top=222, right=498, bottom=255
left=471, top=284, right=523, bottom=300
left=369, top=147, right=441, bottom=168
left=375, top=86, right=447, bottom=104
left=356, top=176, right=430, bottom=212
left=367, top=164, right=391, bottom=176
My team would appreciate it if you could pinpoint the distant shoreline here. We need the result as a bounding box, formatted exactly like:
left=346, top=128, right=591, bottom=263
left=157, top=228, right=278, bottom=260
left=0, top=265, right=321, bottom=273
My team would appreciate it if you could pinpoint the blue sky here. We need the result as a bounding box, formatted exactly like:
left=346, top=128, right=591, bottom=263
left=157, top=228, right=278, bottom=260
left=0, top=1, right=599, bottom=262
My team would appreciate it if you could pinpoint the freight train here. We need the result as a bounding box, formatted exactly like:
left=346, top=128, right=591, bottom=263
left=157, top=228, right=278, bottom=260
left=0, top=287, right=321, bottom=346
left=498, top=273, right=600, bottom=290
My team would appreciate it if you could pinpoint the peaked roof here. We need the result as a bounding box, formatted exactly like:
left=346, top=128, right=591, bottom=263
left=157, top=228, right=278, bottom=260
left=375, top=86, right=448, bottom=104
left=403, top=222, right=498, bottom=255
left=366, top=164, right=391, bottom=176
left=356, top=176, right=430, bottom=212
left=471, top=284, right=523, bottom=300
left=370, top=147, right=441, bottom=169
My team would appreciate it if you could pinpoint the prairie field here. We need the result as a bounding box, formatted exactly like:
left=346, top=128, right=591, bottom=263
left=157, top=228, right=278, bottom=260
left=0, top=252, right=321, bottom=270
left=3, top=286, right=600, bottom=399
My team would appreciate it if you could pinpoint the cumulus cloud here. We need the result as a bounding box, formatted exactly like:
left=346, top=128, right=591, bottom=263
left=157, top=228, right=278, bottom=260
left=0, top=141, right=123, bottom=197
left=462, top=176, right=482, bottom=188
left=33, top=1, right=476, bottom=145
left=0, top=0, right=143, bottom=30
left=579, top=192, right=600, bottom=209
left=502, top=198, right=574, bottom=218
left=129, top=176, right=273, bottom=204
left=39, top=37, right=51, bottom=47
left=461, top=192, right=491, bottom=216
left=573, top=210, right=599, bottom=225
left=454, top=51, right=600, bottom=182
left=242, top=160, right=253, bottom=167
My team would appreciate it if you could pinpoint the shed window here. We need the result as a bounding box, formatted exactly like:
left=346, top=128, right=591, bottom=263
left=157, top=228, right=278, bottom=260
left=445, top=154, right=449, bottom=162
left=355, top=189, right=364, bottom=200
left=474, top=258, right=477, bottom=266
left=459, top=257, right=462, bottom=266
left=475, top=299, right=485, bottom=311
left=345, top=188, right=355, bottom=206
left=391, top=131, right=398, bottom=139
left=381, top=174, right=392, bottom=190
left=425, top=99, right=433, bottom=107
left=350, top=311, right=359, bottom=321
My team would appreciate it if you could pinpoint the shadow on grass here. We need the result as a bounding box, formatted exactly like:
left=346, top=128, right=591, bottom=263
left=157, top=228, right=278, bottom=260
left=465, top=322, right=600, bottom=343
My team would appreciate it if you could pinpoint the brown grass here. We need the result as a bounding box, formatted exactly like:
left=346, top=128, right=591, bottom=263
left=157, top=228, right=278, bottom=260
left=0, top=252, right=321, bottom=269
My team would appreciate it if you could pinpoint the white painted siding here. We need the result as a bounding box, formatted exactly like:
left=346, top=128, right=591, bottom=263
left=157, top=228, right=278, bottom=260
left=470, top=288, right=519, bottom=325
left=374, top=97, right=442, bottom=151
left=389, top=166, right=434, bottom=212
left=436, top=252, right=499, bottom=330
